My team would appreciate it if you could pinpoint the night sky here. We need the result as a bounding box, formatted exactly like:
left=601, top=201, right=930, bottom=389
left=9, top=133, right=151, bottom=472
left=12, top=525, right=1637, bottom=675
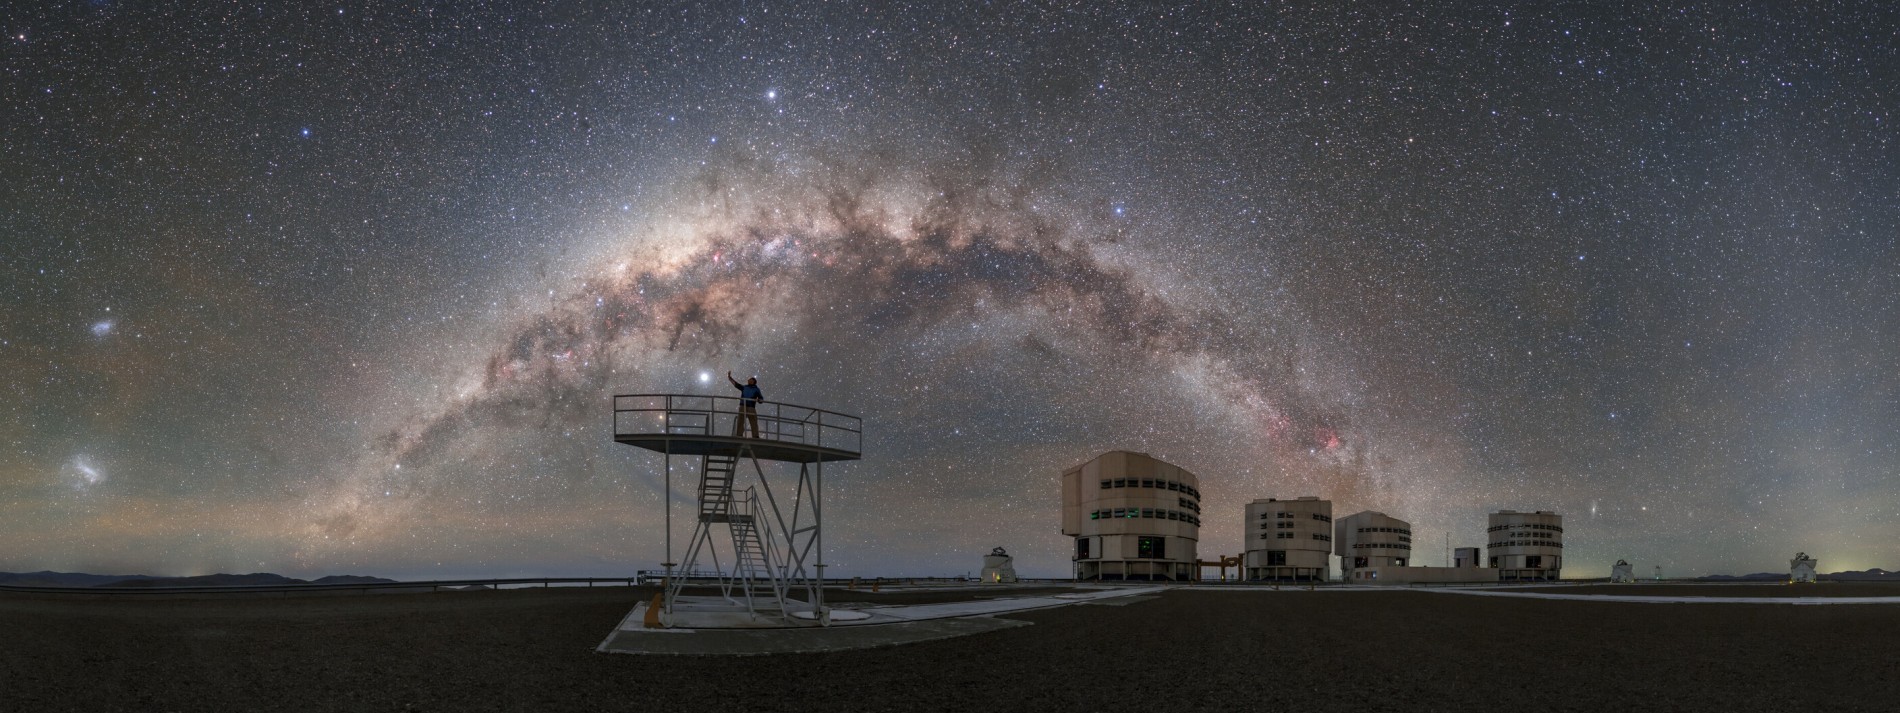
left=4, top=2, right=1895, bottom=580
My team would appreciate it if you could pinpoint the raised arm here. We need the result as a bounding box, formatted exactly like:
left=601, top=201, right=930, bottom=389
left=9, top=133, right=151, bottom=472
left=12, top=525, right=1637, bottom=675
left=726, top=370, right=741, bottom=388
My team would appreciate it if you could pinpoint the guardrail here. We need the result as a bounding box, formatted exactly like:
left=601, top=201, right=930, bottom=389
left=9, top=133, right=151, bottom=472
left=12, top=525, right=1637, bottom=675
left=0, top=574, right=1085, bottom=596
left=612, top=393, right=861, bottom=455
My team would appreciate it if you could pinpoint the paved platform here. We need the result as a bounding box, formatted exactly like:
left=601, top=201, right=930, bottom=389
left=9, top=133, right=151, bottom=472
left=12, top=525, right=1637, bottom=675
left=598, top=585, right=1164, bottom=655
left=597, top=615, right=1031, bottom=655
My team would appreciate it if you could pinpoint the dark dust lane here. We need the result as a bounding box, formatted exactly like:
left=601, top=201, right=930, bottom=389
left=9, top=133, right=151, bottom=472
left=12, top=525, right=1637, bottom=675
left=4, top=588, right=1897, bottom=712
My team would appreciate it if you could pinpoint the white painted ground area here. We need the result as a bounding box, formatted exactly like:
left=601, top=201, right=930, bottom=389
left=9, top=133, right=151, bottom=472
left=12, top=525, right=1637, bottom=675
left=617, top=584, right=1168, bottom=633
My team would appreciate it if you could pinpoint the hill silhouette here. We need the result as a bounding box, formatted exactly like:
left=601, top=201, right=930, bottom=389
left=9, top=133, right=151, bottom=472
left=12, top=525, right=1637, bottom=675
left=0, top=571, right=161, bottom=587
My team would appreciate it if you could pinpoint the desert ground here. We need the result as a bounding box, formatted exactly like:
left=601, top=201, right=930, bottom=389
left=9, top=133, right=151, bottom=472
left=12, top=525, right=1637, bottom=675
left=4, top=583, right=1898, bottom=712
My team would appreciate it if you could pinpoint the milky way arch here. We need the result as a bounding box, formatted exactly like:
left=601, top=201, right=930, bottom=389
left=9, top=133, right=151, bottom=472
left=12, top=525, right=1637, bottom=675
left=304, top=156, right=1371, bottom=544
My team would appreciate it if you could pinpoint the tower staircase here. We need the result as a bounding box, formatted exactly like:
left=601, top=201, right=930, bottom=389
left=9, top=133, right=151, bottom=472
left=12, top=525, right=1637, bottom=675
left=665, top=447, right=795, bottom=619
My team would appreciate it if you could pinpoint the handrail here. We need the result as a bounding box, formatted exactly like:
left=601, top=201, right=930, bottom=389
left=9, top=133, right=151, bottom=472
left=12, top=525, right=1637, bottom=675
left=612, top=393, right=862, bottom=456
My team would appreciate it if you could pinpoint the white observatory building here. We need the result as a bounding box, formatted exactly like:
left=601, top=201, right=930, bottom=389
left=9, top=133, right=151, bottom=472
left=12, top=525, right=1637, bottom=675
left=1610, top=559, right=1635, bottom=583
left=1243, top=496, right=1332, bottom=581
left=1335, top=511, right=1412, bottom=580
left=1453, top=547, right=1482, bottom=568
left=1790, top=552, right=1818, bottom=583
left=1061, top=451, right=1202, bottom=581
left=980, top=547, right=1019, bottom=583
left=1486, top=510, right=1564, bottom=581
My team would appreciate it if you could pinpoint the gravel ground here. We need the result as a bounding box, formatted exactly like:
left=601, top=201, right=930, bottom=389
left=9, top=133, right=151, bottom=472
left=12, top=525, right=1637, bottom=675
left=4, top=586, right=1898, bottom=712
left=1517, top=583, right=1900, bottom=597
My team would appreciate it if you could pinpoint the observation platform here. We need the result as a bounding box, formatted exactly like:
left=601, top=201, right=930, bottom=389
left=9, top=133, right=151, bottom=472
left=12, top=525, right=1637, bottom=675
left=612, top=394, right=862, bottom=463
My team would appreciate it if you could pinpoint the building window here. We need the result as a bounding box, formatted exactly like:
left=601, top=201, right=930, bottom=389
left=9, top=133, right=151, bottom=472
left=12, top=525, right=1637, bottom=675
left=1100, top=480, right=1111, bottom=490
left=1077, top=538, right=1090, bottom=559
left=1394, top=558, right=1406, bottom=566
left=1138, top=536, right=1166, bottom=559
left=1526, top=555, right=1543, bottom=568
left=1267, top=551, right=1287, bottom=566
left=1489, top=556, right=1499, bottom=568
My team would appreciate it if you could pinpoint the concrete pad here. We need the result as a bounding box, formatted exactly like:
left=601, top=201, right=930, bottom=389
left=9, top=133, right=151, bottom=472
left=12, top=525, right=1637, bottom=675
left=647, top=585, right=1168, bottom=630
left=597, top=585, right=1164, bottom=655
left=1081, top=595, right=1158, bottom=606
left=597, top=616, right=1030, bottom=656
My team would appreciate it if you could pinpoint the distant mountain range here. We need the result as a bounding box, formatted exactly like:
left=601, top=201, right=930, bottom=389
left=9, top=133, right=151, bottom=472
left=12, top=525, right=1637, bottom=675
left=1697, top=568, right=1895, bottom=582
left=0, top=571, right=397, bottom=588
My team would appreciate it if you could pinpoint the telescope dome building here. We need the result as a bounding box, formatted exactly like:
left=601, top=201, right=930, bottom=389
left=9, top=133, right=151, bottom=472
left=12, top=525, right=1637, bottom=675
left=1243, top=496, right=1332, bottom=581
left=1486, top=510, right=1564, bottom=581
left=1060, top=451, right=1202, bottom=581
left=1335, top=511, right=1412, bottom=580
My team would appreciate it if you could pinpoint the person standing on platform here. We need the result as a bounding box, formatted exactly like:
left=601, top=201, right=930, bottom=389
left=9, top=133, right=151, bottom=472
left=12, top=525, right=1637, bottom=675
left=727, top=371, right=763, bottom=438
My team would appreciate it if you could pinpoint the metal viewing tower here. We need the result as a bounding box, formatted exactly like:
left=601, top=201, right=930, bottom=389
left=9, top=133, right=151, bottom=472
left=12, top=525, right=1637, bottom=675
left=612, top=394, right=861, bottom=626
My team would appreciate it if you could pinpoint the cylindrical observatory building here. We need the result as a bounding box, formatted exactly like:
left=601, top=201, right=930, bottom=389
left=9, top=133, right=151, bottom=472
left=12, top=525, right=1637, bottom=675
left=1486, top=510, right=1563, bottom=581
left=1061, top=451, right=1202, bottom=581
left=1244, top=496, right=1332, bottom=581
left=1335, top=511, right=1412, bottom=580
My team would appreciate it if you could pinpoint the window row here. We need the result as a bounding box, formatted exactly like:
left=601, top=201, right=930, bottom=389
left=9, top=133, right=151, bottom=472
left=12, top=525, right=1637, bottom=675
left=1178, top=497, right=1202, bottom=514
left=1488, top=540, right=1565, bottom=549
left=1489, top=556, right=1552, bottom=569
left=1261, top=532, right=1333, bottom=542
left=1078, top=535, right=1174, bottom=560
left=1088, top=508, right=1202, bottom=526
left=1350, top=542, right=1412, bottom=551
left=1487, top=523, right=1564, bottom=533
left=1260, top=511, right=1333, bottom=523
left=1356, top=526, right=1412, bottom=535
left=1100, top=478, right=1201, bottom=499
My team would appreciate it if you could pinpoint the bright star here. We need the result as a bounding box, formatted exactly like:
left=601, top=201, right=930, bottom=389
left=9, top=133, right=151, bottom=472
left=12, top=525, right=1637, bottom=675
left=699, top=371, right=712, bottom=384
